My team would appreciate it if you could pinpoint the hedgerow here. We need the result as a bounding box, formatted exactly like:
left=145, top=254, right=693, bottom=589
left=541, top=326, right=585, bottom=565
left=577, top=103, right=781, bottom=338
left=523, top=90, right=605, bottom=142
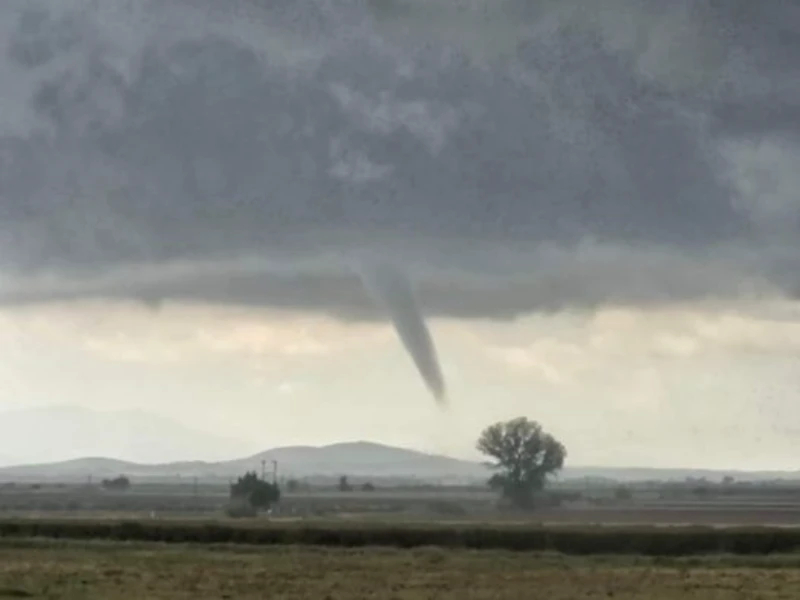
left=0, top=519, right=798, bottom=555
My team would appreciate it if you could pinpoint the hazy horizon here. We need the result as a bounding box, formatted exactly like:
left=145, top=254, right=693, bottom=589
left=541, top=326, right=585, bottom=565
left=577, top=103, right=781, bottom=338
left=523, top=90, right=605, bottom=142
left=1, top=2, right=798, bottom=474
left=0, top=403, right=797, bottom=473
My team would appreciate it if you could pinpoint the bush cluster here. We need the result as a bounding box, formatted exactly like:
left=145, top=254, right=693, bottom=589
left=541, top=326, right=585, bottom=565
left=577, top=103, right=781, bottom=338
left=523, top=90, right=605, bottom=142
left=1, top=519, right=799, bottom=555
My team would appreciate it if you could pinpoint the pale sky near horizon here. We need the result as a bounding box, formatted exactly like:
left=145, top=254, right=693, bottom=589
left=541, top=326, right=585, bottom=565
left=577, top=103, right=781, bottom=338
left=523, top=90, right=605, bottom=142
left=2, top=298, right=799, bottom=470
left=1, top=2, right=799, bottom=471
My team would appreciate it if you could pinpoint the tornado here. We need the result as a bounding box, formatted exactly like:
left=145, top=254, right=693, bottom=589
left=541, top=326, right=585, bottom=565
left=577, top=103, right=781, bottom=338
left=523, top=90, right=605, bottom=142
left=357, top=261, right=446, bottom=404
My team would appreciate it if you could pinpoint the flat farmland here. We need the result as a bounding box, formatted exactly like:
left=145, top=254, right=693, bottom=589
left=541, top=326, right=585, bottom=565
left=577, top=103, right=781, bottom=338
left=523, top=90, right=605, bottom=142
left=1, top=538, right=800, bottom=599
left=3, top=498, right=800, bottom=527
left=2, top=483, right=800, bottom=527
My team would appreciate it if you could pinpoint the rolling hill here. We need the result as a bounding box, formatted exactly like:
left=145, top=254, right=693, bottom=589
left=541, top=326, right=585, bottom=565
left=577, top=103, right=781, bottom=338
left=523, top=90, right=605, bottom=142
left=0, top=441, right=798, bottom=484
left=0, top=441, right=489, bottom=483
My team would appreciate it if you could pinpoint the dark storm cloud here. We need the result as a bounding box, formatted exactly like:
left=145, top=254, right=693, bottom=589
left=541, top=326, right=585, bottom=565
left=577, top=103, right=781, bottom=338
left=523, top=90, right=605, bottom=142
left=0, top=0, right=798, bottom=313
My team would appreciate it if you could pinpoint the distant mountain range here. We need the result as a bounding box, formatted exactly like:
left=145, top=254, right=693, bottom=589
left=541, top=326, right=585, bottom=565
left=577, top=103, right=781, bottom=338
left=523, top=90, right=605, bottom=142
left=1, top=406, right=797, bottom=484
left=1, top=440, right=798, bottom=484
left=0, top=441, right=487, bottom=483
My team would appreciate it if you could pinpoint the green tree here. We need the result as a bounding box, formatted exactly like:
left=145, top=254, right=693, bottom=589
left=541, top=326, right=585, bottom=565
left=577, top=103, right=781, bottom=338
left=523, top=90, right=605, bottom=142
left=477, top=417, right=566, bottom=509
left=230, top=471, right=280, bottom=512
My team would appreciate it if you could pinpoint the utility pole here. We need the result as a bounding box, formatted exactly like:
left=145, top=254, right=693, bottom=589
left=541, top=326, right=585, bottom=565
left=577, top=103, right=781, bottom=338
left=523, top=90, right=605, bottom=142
left=261, top=459, right=266, bottom=481
left=272, top=460, right=278, bottom=486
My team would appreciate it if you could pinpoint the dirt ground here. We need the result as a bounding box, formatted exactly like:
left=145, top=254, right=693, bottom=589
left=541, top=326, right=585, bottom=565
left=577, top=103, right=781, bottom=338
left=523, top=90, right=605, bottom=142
left=1, top=538, right=800, bottom=599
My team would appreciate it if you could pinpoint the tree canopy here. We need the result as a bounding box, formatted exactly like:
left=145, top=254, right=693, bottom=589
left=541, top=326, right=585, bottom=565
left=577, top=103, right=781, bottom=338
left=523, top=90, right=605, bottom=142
left=477, top=416, right=566, bottom=509
left=230, top=471, right=280, bottom=511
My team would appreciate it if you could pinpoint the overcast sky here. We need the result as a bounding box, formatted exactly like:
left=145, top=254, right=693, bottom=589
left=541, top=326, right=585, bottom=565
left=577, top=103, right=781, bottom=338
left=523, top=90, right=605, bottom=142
left=0, top=1, right=799, bottom=469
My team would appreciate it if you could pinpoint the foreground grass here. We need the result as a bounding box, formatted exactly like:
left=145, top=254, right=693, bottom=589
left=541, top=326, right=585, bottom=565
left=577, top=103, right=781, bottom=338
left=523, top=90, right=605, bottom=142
left=1, top=539, right=800, bottom=599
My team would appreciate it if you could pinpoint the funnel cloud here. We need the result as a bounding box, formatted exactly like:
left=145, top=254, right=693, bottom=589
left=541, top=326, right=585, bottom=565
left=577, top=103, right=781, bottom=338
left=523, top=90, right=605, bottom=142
left=0, top=1, right=799, bottom=400
left=357, top=261, right=446, bottom=402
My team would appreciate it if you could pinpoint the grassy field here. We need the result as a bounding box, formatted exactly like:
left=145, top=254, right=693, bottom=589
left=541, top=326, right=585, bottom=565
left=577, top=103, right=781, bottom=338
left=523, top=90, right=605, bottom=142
left=1, top=538, right=800, bottom=599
